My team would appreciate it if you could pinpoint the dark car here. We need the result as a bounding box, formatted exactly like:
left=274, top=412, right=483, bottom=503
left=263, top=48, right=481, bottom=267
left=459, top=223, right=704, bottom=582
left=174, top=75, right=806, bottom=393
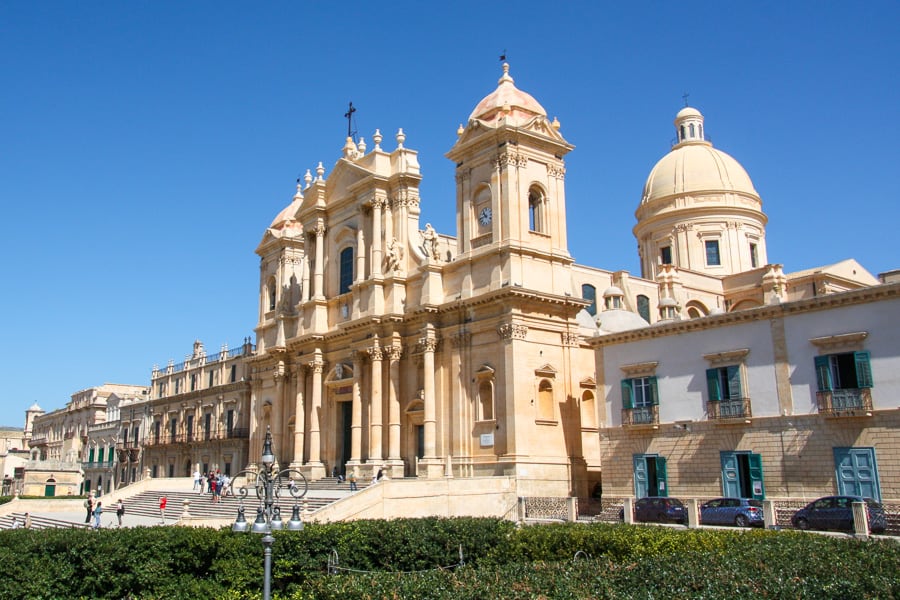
left=791, top=495, right=886, bottom=534
left=620, top=496, right=687, bottom=524
left=700, top=497, right=764, bottom=527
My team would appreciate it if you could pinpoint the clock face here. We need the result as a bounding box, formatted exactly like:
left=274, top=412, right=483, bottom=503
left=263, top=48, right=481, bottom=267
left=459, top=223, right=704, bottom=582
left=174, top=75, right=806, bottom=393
left=478, top=206, right=492, bottom=226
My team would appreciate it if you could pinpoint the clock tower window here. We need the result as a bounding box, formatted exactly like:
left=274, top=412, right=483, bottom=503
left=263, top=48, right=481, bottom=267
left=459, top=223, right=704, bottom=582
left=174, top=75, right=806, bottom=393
left=528, top=187, right=546, bottom=233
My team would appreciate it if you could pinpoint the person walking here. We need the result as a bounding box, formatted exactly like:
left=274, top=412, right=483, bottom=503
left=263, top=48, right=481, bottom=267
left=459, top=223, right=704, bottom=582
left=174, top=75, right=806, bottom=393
left=93, top=502, right=103, bottom=529
left=115, top=499, right=125, bottom=527
left=193, top=469, right=201, bottom=491
left=24, top=512, right=31, bottom=529
left=84, top=495, right=94, bottom=523
left=158, top=496, right=167, bottom=524
left=349, top=471, right=358, bottom=491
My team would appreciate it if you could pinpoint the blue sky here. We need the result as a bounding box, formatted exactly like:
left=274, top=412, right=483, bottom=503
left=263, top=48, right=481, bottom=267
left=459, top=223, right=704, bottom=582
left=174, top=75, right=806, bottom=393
left=2, top=2, right=898, bottom=423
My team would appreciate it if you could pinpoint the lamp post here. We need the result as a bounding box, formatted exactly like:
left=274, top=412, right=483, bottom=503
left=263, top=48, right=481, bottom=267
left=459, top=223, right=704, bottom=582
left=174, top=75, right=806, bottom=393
left=232, top=426, right=308, bottom=600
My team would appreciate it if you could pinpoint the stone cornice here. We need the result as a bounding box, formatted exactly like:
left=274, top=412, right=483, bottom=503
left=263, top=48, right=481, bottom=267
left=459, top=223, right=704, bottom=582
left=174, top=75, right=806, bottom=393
left=620, top=361, right=659, bottom=377
left=588, top=282, right=900, bottom=347
left=809, top=331, right=868, bottom=352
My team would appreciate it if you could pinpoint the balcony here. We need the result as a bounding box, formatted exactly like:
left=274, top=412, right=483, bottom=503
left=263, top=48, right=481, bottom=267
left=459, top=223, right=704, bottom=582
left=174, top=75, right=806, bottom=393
left=707, top=397, right=752, bottom=421
left=622, top=405, right=659, bottom=427
left=82, top=461, right=115, bottom=470
left=143, top=427, right=250, bottom=447
left=817, top=388, right=873, bottom=416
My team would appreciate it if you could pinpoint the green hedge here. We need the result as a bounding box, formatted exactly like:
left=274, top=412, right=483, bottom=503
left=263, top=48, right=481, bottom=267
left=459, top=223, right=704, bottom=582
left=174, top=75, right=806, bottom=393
left=0, top=519, right=896, bottom=599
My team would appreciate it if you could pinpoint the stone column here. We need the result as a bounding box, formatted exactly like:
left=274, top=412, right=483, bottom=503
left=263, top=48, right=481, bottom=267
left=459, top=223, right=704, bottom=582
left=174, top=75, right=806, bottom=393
left=422, top=327, right=437, bottom=460
left=350, top=351, right=363, bottom=463
left=387, top=345, right=402, bottom=460
left=369, top=339, right=384, bottom=461
left=308, top=358, right=324, bottom=465
left=356, top=218, right=366, bottom=283
left=313, top=223, right=325, bottom=298
left=272, top=361, right=285, bottom=460
left=371, top=197, right=384, bottom=276
left=292, top=366, right=306, bottom=466
left=301, top=246, right=311, bottom=302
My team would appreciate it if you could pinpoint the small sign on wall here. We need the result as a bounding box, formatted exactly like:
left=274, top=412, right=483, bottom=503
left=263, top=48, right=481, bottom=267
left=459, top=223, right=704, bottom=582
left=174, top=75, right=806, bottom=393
left=480, top=433, right=494, bottom=447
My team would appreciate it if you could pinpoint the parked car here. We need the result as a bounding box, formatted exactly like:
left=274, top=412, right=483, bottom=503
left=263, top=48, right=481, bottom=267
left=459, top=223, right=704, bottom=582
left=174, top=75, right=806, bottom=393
left=699, top=497, right=764, bottom=527
left=620, top=496, right=687, bottom=524
left=791, top=495, right=886, bottom=534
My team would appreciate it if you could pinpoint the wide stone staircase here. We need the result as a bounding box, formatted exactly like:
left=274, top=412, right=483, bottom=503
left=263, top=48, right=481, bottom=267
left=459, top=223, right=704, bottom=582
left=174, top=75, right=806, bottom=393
left=122, top=476, right=351, bottom=523
left=0, top=511, right=91, bottom=530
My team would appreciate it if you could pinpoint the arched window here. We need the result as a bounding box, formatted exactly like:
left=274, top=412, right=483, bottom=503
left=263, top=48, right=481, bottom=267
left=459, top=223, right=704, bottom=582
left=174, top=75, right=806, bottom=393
left=680, top=124, right=686, bottom=141
left=637, top=295, right=650, bottom=323
left=267, top=278, right=277, bottom=311
left=538, top=379, right=554, bottom=420
left=478, top=380, right=493, bottom=421
left=528, top=187, right=546, bottom=233
left=689, top=123, right=696, bottom=137
left=339, top=247, right=354, bottom=295
left=582, top=284, right=597, bottom=316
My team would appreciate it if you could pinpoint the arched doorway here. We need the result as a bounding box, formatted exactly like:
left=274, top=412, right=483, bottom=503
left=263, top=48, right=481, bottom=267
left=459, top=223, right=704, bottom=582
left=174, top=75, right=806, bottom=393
left=44, top=477, right=57, bottom=497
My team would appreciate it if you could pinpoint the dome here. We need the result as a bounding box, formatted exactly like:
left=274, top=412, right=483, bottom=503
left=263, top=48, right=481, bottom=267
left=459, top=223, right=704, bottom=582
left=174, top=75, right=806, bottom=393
left=27, top=402, right=42, bottom=412
left=641, top=144, right=758, bottom=204
left=676, top=106, right=702, bottom=119
left=596, top=309, right=650, bottom=334
left=658, top=297, right=678, bottom=307
left=640, top=107, right=759, bottom=206
left=602, top=286, right=624, bottom=298
left=468, top=63, right=546, bottom=126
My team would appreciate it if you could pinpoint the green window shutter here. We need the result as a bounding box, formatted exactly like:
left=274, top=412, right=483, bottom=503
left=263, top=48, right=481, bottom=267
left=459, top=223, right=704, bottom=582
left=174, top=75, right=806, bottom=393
left=727, top=365, right=743, bottom=399
left=706, top=368, right=721, bottom=402
left=649, top=376, right=659, bottom=405
left=621, top=379, right=634, bottom=409
left=854, top=351, right=873, bottom=388
left=814, top=355, right=833, bottom=391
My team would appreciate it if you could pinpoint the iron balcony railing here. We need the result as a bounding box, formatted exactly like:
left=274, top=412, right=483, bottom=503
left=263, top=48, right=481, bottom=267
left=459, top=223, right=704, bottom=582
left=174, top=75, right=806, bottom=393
left=622, top=405, right=659, bottom=426
left=145, top=427, right=250, bottom=447
left=82, top=461, right=115, bottom=470
left=816, top=388, right=873, bottom=415
left=707, top=397, right=752, bottom=420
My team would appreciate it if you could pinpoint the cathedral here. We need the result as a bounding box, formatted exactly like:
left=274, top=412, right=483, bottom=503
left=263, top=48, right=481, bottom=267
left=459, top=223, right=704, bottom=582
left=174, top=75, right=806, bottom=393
left=244, top=62, right=898, bottom=502
left=24, top=63, right=899, bottom=509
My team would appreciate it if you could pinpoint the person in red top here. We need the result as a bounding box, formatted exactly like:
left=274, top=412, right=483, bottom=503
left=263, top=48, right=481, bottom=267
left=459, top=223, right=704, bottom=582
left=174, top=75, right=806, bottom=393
left=159, top=496, right=167, bottom=524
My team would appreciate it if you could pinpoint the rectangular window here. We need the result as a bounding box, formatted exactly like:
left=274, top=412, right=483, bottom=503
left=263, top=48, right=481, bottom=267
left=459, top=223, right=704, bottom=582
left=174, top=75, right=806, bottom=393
left=98, top=448, right=104, bottom=464
left=815, top=351, right=873, bottom=413
left=208, top=371, right=214, bottom=388
left=191, top=374, right=197, bottom=391
left=186, top=415, right=194, bottom=441
left=174, top=379, right=181, bottom=394
left=706, top=366, right=748, bottom=419
left=226, top=409, right=234, bottom=436
left=230, top=364, right=237, bottom=383
left=705, top=240, right=721, bottom=266
left=153, top=421, right=161, bottom=444
left=621, top=377, right=659, bottom=425
left=205, top=413, right=212, bottom=440
left=169, top=417, right=177, bottom=442
left=749, top=243, right=758, bottom=268
left=660, top=246, right=672, bottom=265
left=132, top=425, right=139, bottom=446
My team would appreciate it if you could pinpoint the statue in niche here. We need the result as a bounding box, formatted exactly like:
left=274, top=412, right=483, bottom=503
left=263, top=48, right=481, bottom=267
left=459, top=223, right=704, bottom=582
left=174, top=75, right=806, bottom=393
left=422, top=223, right=439, bottom=260
left=386, top=237, right=403, bottom=271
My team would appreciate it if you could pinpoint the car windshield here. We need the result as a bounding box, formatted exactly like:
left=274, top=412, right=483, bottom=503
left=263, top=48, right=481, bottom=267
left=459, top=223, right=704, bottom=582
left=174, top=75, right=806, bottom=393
left=865, top=499, right=883, bottom=508
left=668, top=499, right=684, bottom=507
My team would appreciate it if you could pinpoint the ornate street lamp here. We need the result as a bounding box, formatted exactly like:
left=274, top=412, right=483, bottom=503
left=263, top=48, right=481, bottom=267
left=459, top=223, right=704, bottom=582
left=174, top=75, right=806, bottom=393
left=232, top=426, right=308, bottom=600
